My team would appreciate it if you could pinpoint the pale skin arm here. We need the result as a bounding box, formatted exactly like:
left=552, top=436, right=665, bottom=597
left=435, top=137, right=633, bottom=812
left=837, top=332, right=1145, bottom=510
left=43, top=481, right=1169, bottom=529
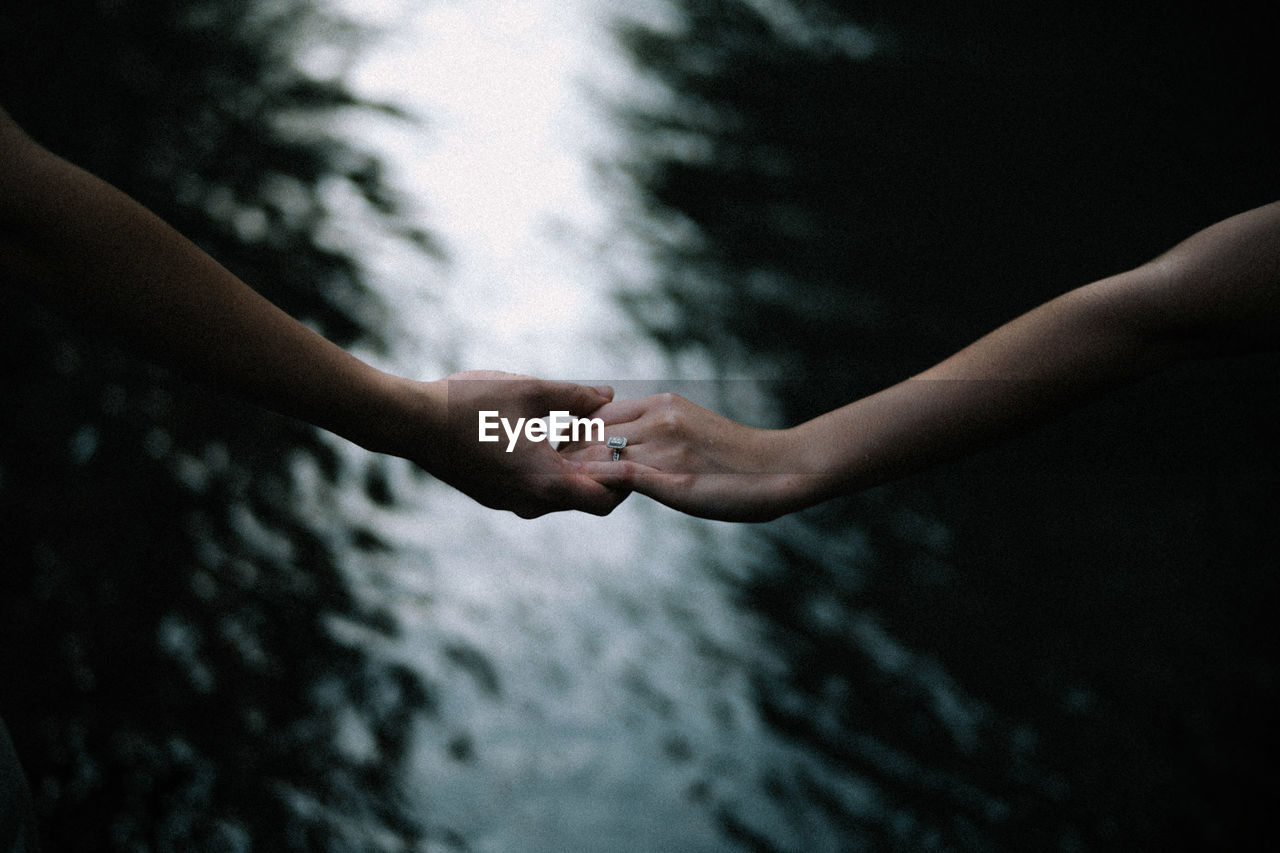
left=565, top=201, right=1280, bottom=521
left=0, top=105, right=621, bottom=518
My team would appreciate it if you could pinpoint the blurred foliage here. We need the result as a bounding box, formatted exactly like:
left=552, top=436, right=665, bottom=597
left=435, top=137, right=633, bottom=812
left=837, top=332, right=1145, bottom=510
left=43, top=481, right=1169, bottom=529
left=617, top=0, right=1280, bottom=405
left=614, top=0, right=1280, bottom=850
left=0, top=0, right=436, bottom=849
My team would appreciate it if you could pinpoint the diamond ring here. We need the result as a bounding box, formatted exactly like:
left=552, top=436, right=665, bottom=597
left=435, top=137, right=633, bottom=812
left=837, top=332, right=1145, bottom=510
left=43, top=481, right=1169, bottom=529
left=606, top=436, right=628, bottom=461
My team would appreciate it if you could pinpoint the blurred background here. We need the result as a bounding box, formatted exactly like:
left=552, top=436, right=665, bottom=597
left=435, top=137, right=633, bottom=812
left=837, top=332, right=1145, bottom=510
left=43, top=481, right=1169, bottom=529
left=2, top=0, right=1278, bottom=850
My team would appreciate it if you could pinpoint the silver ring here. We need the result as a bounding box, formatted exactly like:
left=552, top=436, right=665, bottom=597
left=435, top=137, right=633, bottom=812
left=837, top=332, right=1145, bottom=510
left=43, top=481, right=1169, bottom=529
left=606, top=436, right=628, bottom=461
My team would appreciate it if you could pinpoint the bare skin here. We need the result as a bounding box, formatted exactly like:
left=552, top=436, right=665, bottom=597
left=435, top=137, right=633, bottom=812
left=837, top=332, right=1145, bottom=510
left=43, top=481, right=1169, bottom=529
left=0, top=105, right=621, bottom=518
left=564, top=201, right=1280, bottom=521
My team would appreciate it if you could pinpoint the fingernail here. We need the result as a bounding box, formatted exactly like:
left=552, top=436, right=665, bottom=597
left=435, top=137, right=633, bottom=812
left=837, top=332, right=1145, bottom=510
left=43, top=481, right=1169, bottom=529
left=594, top=385, right=614, bottom=400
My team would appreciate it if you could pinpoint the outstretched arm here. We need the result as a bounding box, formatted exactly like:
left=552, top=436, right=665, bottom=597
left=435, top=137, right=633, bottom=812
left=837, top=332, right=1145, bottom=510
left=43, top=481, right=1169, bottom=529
left=565, top=201, right=1280, bottom=521
left=0, top=105, right=621, bottom=518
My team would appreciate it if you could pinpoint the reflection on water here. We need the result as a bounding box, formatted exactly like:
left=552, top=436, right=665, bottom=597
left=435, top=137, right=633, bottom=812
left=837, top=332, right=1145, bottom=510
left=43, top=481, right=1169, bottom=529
left=329, top=0, right=1280, bottom=851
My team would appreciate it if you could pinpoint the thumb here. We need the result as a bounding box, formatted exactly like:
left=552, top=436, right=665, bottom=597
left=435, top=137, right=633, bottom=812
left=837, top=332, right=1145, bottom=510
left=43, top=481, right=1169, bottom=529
left=540, top=457, right=630, bottom=516
left=577, top=459, right=675, bottom=501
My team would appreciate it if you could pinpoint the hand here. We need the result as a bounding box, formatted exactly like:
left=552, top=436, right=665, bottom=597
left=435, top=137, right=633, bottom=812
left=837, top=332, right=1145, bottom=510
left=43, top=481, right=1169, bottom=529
left=380, top=370, right=627, bottom=519
left=558, top=393, right=823, bottom=522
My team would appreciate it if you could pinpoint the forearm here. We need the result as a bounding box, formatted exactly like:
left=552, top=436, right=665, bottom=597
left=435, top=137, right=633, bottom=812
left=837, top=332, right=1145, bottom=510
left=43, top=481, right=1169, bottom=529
left=0, top=111, right=433, bottom=454
left=795, top=202, right=1280, bottom=500
left=570, top=203, right=1278, bottom=521
left=793, top=279, right=1158, bottom=496
left=1, top=108, right=622, bottom=517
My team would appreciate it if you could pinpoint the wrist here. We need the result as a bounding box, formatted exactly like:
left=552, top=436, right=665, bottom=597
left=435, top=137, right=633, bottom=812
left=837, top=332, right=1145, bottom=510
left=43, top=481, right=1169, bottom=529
left=344, top=372, right=447, bottom=464
left=779, top=416, right=861, bottom=506
left=744, top=424, right=834, bottom=515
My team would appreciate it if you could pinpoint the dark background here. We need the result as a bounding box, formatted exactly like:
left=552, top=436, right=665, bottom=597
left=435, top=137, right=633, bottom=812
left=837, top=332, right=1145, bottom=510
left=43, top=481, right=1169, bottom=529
left=1, top=0, right=1277, bottom=850
left=1, top=0, right=434, bottom=848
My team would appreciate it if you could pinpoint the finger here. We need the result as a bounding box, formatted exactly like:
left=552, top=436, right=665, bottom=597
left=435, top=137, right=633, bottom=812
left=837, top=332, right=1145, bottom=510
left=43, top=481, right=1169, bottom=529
left=576, top=459, right=634, bottom=488
left=585, top=396, right=662, bottom=425
left=551, top=466, right=630, bottom=516
left=576, top=459, right=686, bottom=504
left=558, top=413, right=651, bottom=460
left=536, top=380, right=615, bottom=417
left=577, top=462, right=773, bottom=522
left=508, top=471, right=624, bottom=518
left=556, top=405, right=644, bottom=453
left=557, top=441, right=612, bottom=461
